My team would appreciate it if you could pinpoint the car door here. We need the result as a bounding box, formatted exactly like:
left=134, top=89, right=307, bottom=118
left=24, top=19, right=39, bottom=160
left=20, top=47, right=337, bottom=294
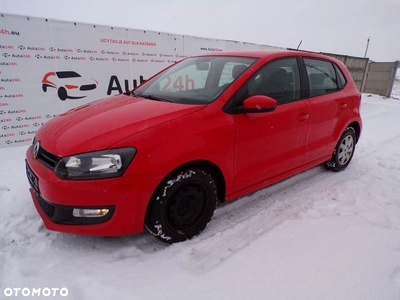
left=302, top=58, right=350, bottom=164
left=232, top=58, right=310, bottom=192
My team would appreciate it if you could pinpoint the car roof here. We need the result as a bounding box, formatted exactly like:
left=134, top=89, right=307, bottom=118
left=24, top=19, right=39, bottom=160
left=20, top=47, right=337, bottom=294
left=197, top=49, right=337, bottom=61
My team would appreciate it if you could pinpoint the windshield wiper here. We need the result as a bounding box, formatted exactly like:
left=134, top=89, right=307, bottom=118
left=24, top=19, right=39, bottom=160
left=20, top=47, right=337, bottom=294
left=131, top=91, right=138, bottom=97
left=139, top=94, right=173, bottom=102
left=123, top=90, right=137, bottom=97
left=128, top=91, right=139, bottom=97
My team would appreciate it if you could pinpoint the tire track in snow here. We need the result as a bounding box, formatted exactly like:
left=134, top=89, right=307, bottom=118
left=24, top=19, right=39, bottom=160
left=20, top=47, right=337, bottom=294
left=177, top=165, right=368, bottom=273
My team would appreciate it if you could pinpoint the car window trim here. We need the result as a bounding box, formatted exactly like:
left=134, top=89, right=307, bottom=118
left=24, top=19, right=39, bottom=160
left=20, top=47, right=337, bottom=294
left=333, top=63, right=348, bottom=89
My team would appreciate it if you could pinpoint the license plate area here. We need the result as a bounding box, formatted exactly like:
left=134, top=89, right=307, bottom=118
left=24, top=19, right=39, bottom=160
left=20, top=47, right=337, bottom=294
left=26, top=161, right=39, bottom=194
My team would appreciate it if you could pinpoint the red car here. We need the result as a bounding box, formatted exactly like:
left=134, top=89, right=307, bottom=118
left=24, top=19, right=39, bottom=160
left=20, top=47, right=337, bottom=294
left=26, top=50, right=362, bottom=243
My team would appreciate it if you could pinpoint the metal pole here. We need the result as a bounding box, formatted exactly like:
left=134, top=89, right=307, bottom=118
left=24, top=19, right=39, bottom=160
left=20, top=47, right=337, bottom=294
left=364, top=37, right=370, bottom=58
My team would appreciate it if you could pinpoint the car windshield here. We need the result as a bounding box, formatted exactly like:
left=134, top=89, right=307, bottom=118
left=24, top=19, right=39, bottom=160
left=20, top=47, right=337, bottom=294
left=134, top=56, right=258, bottom=104
left=56, top=71, right=81, bottom=78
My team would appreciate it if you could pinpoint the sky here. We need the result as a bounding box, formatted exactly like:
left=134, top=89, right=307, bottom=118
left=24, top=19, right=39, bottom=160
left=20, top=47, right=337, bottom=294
left=0, top=0, right=399, bottom=62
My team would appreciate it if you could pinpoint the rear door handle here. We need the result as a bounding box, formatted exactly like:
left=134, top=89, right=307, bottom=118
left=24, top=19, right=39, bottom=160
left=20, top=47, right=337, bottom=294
left=297, top=113, right=309, bottom=121
left=339, top=102, right=348, bottom=110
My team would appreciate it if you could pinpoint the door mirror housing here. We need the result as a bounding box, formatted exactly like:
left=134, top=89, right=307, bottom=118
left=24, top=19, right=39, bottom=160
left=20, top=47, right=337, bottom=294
left=238, top=95, right=278, bottom=113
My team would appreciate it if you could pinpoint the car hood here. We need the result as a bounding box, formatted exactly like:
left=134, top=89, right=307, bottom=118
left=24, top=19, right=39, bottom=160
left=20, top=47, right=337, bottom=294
left=36, top=94, right=205, bottom=156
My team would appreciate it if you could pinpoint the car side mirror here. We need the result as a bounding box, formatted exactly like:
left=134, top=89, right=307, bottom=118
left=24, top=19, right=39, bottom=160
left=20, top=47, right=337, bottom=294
left=238, top=95, right=277, bottom=113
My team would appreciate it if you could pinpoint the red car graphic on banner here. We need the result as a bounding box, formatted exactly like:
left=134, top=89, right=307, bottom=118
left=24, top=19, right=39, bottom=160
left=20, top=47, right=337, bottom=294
left=41, top=71, right=98, bottom=101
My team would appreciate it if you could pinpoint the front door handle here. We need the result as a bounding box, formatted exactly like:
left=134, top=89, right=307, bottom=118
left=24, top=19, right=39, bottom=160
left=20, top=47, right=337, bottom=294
left=297, top=113, right=309, bottom=121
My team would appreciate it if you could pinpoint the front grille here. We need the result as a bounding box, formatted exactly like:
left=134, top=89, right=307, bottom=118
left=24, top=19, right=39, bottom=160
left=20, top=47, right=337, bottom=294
left=36, top=193, right=56, bottom=219
left=36, top=146, right=59, bottom=170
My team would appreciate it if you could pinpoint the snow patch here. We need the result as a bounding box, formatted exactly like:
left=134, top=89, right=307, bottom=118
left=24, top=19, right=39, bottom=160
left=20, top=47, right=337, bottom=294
left=153, top=223, right=172, bottom=241
left=162, top=170, right=196, bottom=197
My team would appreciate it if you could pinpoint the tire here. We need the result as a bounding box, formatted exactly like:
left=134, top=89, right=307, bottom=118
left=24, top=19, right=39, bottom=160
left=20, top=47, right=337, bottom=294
left=42, top=84, right=47, bottom=92
left=325, top=127, right=356, bottom=172
left=58, top=87, right=67, bottom=101
left=145, top=169, right=218, bottom=243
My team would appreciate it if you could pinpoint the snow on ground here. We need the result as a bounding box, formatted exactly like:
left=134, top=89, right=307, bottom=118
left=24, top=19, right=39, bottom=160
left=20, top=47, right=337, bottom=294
left=1, top=87, right=400, bottom=299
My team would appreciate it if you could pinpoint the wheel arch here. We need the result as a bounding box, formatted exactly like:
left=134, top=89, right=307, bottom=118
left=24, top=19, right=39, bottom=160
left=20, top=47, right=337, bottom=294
left=150, top=159, right=226, bottom=205
left=347, top=121, right=361, bottom=143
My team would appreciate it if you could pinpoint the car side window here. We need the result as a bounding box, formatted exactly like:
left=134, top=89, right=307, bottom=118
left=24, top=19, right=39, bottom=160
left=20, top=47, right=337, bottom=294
left=304, top=58, right=341, bottom=97
left=237, top=58, right=301, bottom=106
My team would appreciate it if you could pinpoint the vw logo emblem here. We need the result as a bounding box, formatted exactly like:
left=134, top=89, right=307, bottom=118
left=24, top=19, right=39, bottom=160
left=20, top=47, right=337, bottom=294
left=33, top=141, right=40, bottom=158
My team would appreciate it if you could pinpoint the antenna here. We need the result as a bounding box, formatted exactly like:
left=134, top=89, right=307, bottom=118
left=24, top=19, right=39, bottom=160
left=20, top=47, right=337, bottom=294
left=296, top=40, right=303, bottom=50
left=364, top=37, right=370, bottom=58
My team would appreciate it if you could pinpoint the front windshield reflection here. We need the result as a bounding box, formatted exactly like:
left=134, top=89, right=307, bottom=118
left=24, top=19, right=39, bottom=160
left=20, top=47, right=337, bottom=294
left=135, top=56, right=257, bottom=104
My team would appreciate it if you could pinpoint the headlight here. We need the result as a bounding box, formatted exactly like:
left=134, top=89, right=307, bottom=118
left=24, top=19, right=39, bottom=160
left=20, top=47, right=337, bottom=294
left=54, top=148, right=136, bottom=179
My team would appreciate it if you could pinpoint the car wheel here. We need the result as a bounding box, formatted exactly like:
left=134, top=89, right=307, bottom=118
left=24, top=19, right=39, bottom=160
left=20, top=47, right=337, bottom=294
left=42, top=84, right=47, bottom=92
left=58, top=87, right=67, bottom=101
left=325, top=127, right=356, bottom=172
left=145, top=169, right=218, bottom=243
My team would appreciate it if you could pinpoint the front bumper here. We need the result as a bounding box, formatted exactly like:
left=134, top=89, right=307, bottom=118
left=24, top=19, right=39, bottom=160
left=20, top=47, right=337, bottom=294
left=26, top=145, right=163, bottom=236
left=31, top=188, right=115, bottom=225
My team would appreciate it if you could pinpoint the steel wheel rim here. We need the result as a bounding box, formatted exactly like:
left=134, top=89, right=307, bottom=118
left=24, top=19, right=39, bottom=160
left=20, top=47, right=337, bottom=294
left=166, top=183, right=206, bottom=230
left=338, top=135, right=354, bottom=165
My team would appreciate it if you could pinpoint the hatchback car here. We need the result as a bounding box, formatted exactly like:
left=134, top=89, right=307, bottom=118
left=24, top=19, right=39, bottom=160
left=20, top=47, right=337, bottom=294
left=26, top=50, right=362, bottom=243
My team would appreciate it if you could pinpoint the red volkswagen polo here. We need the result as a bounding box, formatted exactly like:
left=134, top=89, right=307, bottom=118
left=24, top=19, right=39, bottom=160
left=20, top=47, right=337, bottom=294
left=26, top=50, right=362, bottom=243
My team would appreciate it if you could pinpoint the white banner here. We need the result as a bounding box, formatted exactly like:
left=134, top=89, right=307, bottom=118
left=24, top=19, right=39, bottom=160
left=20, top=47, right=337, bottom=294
left=0, top=13, right=283, bottom=148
